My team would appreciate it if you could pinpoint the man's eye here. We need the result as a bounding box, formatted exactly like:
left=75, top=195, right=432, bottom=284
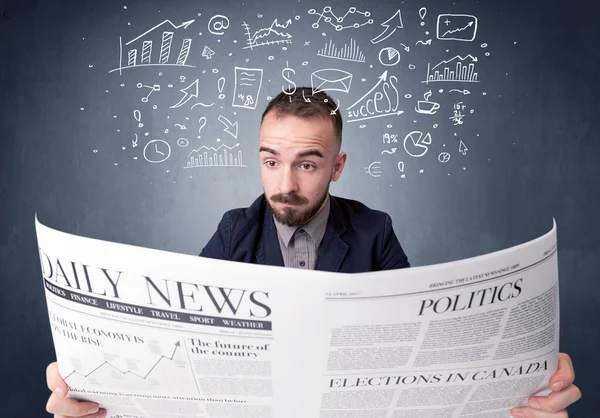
left=301, top=163, right=315, bottom=171
left=265, top=160, right=277, bottom=167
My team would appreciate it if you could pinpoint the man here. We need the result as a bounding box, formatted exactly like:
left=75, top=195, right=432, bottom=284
left=46, top=88, right=581, bottom=417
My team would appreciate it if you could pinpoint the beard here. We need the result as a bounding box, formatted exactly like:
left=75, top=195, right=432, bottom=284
left=267, top=188, right=329, bottom=227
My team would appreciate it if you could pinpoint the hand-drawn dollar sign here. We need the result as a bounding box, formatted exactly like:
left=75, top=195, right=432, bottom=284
left=282, top=60, right=297, bottom=96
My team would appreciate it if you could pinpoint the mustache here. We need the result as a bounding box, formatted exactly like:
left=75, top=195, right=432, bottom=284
left=270, top=193, right=309, bottom=205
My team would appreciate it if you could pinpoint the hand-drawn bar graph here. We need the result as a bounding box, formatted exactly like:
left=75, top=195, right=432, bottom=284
left=317, top=38, right=366, bottom=63
left=423, top=55, right=480, bottom=84
left=110, top=19, right=196, bottom=74
left=185, top=144, right=245, bottom=168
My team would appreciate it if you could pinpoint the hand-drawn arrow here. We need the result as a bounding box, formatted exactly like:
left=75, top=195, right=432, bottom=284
left=399, top=43, right=410, bottom=52
left=302, top=89, right=311, bottom=102
left=218, top=115, right=239, bottom=139
left=347, top=71, right=388, bottom=110
left=371, top=10, right=403, bottom=44
left=459, top=140, right=468, bottom=155
left=170, top=79, right=199, bottom=109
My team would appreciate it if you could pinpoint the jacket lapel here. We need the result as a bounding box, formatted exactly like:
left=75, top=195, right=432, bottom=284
left=315, top=196, right=349, bottom=272
left=256, top=200, right=285, bottom=267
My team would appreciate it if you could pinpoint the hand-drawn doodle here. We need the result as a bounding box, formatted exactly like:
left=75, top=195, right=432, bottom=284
left=450, top=88, right=471, bottom=95
left=242, top=19, right=293, bottom=50
left=397, top=161, right=405, bottom=178
left=416, top=39, right=432, bottom=46
left=218, top=115, right=239, bottom=139
left=403, top=131, right=431, bottom=158
left=180, top=76, right=186, bottom=83
left=317, top=38, right=365, bottom=62
left=308, top=7, right=373, bottom=31
left=378, top=47, right=401, bottom=66
left=110, top=20, right=195, bottom=74
left=133, top=109, right=143, bottom=127
left=346, top=71, right=404, bottom=123
left=282, top=61, right=297, bottom=97
left=450, top=101, right=467, bottom=125
left=170, top=79, right=198, bottom=108
left=399, top=43, right=410, bottom=52
left=136, top=83, right=160, bottom=102
left=415, top=90, right=440, bottom=114
left=185, top=144, right=245, bottom=168
left=459, top=140, right=468, bottom=155
left=419, top=7, right=427, bottom=25
left=218, top=77, right=226, bottom=99
left=365, top=161, right=382, bottom=177
left=329, top=99, right=340, bottom=115
left=381, top=148, right=397, bottom=155
left=197, top=117, right=207, bottom=138
left=208, top=15, right=230, bottom=35
left=190, top=102, right=215, bottom=109
left=438, top=152, right=451, bottom=163
left=371, top=10, right=403, bottom=44
left=202, top=46, right=215, bottom=59
left=232, top=67, right=264, bottom=109
left=437, top=14, right=478, bottom=42
left=132, top=134, right=139, bottom=148
left=423, top=55, right=479, bottom=84
left=177, top=138, right=189, bottom=147
left=174, top=123, right=187, bottom=130
left=311, top=69, right=352, bottom=94
left=143, top=139, right=171, bottom=163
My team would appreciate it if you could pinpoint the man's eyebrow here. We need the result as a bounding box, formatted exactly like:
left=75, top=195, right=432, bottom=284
left=259, top=146, right=278, bottom=155
left=297, top=149, right=324, bottom=158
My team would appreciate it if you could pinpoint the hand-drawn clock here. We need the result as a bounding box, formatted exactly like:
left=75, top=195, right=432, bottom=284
left=143, top=140, right=171, bottom=163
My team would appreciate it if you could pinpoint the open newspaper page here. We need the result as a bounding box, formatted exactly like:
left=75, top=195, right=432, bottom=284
left=36, top=218, right=559, bottom=418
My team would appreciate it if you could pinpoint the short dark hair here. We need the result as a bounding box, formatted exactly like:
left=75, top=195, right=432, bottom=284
left=261, top=87, right=343, bottom=148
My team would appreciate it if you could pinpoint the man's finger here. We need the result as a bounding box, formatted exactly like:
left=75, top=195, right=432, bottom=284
left=549, top=353, right=575, bottom=391
left=510, top=406, right=568, bottom=418
left=528, top=384, right=582, bottom=413
left=46, top=362, right=68, bottom=397
left=46, top=392, right=101, bottom=417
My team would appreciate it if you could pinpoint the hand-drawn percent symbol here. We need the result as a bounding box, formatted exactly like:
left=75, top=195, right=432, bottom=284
left=208, top=15, right=230, bottom=35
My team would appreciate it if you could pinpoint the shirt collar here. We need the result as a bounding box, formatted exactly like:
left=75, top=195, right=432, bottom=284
left=273, top=196, right=331, bottom=247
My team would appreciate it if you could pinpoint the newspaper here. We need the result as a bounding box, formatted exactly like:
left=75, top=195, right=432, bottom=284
left=36, top=217, right=560, bottom=418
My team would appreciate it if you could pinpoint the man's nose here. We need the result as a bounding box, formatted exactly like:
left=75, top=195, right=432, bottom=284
left=279, top=166, right=299, bottom=194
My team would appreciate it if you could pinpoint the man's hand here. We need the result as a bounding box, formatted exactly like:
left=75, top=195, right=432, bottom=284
left=510, top=353, right=582, bottom=417
left=46, top=362, right=107, bottom=418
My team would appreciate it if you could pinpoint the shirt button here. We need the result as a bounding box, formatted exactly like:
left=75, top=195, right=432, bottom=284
left=298, top=261, right=306, bottom=267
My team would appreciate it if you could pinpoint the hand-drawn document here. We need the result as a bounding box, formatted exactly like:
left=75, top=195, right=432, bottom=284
left=36, top=217, right=560, bottom=418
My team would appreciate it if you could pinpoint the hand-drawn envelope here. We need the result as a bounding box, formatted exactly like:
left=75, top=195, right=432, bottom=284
left=311, top=69, right=353, bottom=94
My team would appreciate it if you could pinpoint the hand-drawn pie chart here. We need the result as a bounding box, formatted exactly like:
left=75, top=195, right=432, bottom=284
left=379, top=47, right=401, bottom=66
left=403, top=131, right=431, bottom=158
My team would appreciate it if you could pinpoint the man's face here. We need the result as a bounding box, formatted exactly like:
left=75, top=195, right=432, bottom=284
left=259, top=112, right=347, bottom=227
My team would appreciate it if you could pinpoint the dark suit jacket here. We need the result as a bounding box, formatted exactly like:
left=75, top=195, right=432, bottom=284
left=200, top=194, right=410, bottom=273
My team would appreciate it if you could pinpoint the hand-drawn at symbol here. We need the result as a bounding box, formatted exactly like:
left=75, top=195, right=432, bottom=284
left=282, top=60, right=297, bottom=98
left=174, top=123, right=187, bottom=130
left=311, top=68, right=352, bottom=94
left=177, top=138, right=189, bottom=147
left=365, top=161, right=382, bottom=177
left=308, top=6, right=373, bottom=31
left=132, top=133, right=139, bottom=148
left=347, top=71, right=404, bottom=123
left=242, top=19, right=293, bottom=50
left=197, top=117, right=207, bottom=138
left=190, top=102, right=214, bottom=109
left=233, top=67, right=264, bottom=109
left=218, top=115, right=239, bottom=139
left=170, top=79, right=198, bottom=108
left=450, top=101, right=467, bottom=125
left=437, top=14, right=478, bottom=42
left=449, top=88, right=470, bottom=95
left=459, top=140, right=468, bottom=155
left=415, top=91, right=440, bottom=115
left=218, top=77, right=226, bottom=99
left=438, top=152, right=451, bottom=163
left=110, top=20, right=195, bottom=75
left=378, top=47, right=401, bottom=66
left=180, top=76, right=186, bottom=83
left=423, top=55, right=479, bottom=84
left=382, top=148, right=397, bottom=155
left=383, top=133, right=398, bottom=143
left=398, top=161, right=406, bottom=178
left=371, top=10, right=403, bottom=44
left=137, top=83, right=160, bottom=102
left=416, top=39, right=432, bottom=46
left=185, top=143, right=246, bottom=168
left=133, top=109, right=143, bottom=127
left=403, top=131, right=431, bottom=158
left=143, top=139, right=171, bottom=163
left=419, top=7, right=427, bottom=25
left=317, top=38, right=365, bottom=63
left=208, top=15, right=230, bottom=35
left=202, top=45, right=215, bottom=59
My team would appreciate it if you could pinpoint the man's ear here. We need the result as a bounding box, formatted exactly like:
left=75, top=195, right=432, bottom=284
left=331, top=152, right=347, bottom=182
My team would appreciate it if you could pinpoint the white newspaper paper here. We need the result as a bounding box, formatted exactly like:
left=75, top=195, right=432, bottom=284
left=36, top=217, right=560, bottom=418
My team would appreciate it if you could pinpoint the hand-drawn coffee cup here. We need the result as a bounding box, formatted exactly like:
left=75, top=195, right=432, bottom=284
left=416, top=101, right=440, bottom=114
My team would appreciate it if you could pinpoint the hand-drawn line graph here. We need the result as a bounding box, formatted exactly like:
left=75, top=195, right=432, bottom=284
left=185, top=144, right=246, bottom=168
left=110, top=20, right=195, bottom=74
left=308, top=6, right=373, bottom=31
left=241, top=19, right=293, bottom=50
left=422, top=55, right=480, bottom=84
left=317, top=39, right=365, bottom=62
left=437, top=14, right=478, bottom=42
left=232, top=67, right=263, bottom=109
